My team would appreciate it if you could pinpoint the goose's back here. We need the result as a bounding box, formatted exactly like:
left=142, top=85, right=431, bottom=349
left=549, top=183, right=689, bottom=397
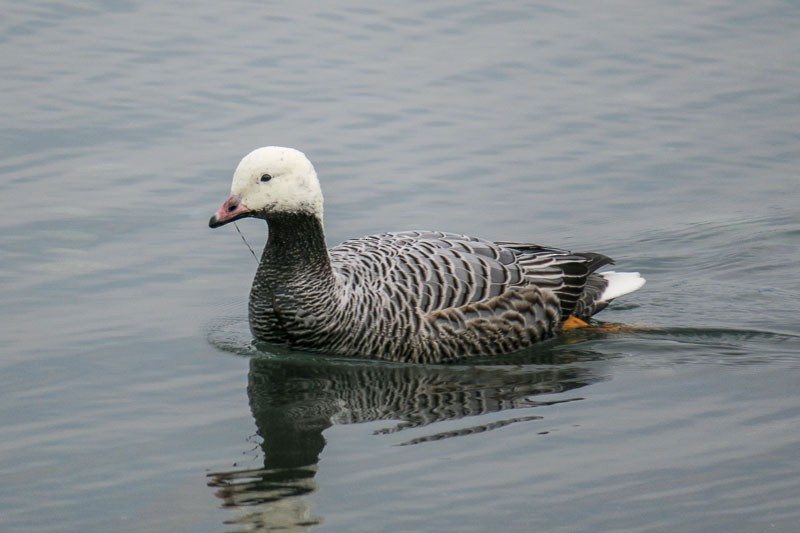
left=331, top=231, right=610, bottom=314
left=319, top=231, right=611, bottom=362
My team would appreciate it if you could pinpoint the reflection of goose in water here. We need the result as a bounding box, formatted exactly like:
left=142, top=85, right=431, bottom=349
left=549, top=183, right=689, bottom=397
left=208, top=353, right=602, bottom=531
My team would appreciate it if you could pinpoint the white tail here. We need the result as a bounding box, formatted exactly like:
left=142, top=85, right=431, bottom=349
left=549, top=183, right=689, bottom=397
left=598, top=271, right=646, bottom=302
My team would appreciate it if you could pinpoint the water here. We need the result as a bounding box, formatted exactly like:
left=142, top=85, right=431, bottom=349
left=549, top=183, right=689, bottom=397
left=1, top=1, right=799, bottom=531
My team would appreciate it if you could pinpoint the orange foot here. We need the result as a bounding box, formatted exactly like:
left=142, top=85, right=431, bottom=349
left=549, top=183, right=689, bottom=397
left=588, top=323, right=660, bottom=334
left=563, top=317, right=660, bottom=334
left=561, top=315, right=590, bottom=331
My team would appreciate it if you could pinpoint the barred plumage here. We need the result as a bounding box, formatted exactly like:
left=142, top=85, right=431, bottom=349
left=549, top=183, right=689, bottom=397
left=209, top=147, right=645, bottom=363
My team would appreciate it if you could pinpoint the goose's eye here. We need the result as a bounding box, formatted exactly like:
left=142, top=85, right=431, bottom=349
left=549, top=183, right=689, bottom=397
left=260, top=173, right=272, bottom=183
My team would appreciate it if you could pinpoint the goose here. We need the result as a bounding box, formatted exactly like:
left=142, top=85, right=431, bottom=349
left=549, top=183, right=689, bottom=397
left=209, top=147, right=645, bottom=363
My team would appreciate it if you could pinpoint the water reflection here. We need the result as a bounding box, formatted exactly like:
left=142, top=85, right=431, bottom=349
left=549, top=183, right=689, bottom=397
left=208, top=351, right=601, bottom=531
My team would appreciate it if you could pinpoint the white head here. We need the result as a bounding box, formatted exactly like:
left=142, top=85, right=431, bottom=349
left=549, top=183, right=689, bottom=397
left=209, top=146, right=323, bottom=228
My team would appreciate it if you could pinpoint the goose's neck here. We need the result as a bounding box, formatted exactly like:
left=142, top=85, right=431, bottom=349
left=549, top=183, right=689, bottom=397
left=259, top=212, right=333, bottom=281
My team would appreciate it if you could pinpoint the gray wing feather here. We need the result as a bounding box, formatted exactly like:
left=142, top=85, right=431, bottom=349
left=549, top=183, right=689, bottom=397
left=330, top=231, right=611, bottom=321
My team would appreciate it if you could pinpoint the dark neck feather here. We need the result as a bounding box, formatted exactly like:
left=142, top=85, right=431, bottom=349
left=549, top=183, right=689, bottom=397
left=259, top=212, right=332, bottom=280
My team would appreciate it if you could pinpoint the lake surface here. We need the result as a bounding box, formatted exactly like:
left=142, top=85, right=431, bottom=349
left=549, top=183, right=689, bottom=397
left=2, top=1, right=799, bottom=531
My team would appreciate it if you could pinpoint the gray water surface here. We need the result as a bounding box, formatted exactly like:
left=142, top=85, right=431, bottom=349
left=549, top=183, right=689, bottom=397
left=2, top=1, right=800, bottom=532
